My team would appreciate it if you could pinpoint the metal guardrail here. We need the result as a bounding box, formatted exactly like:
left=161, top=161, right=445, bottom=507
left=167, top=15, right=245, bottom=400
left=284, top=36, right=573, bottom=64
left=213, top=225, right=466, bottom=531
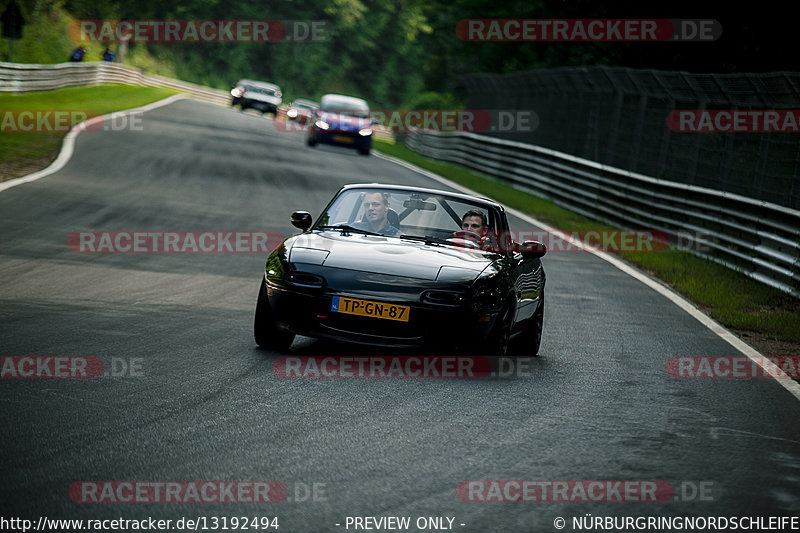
left=406, top=129, right=800, bottom=298
left=0, top=61, right=230, bottom=106
left=463, top=67, right=800, bottom=210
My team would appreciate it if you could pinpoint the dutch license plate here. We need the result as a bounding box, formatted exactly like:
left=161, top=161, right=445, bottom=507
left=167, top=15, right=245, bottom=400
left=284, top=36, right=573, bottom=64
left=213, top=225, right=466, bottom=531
left=331, top=296, right=410, bottom=322
left=333, top=135, right=354, bottom=144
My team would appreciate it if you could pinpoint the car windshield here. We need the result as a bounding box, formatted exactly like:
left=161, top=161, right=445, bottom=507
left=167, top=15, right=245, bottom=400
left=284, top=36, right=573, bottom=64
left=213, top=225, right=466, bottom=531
left=313, top=188, right=504, bottom=248
left=320, top=98, right=369, bottom=117
left=247, top=85, right=278, bottom=96
left=293, top=101, right=318, bottom=110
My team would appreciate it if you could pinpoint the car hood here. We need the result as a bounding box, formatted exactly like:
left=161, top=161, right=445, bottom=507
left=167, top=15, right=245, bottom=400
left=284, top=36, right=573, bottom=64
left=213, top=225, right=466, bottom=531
left=318, top=112, right=371, bottom=131
left=244, top=92, right=281, bottom=104
left=287, top=231, right=495, bottom=282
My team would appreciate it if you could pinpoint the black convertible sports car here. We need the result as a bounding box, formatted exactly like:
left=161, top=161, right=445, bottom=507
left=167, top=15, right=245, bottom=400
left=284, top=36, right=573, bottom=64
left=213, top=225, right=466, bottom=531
left=254, top=184, right=546, bottom=356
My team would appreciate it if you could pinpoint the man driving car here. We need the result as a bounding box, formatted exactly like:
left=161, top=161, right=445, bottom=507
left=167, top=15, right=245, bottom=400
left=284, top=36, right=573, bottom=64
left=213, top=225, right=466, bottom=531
left=352, top=192, right=401, bottom=236
left=456, top=209, right=489, bottom=248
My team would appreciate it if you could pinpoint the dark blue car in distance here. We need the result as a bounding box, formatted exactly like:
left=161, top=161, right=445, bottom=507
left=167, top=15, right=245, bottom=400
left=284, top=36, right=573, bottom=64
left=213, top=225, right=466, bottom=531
left=307, top=94, right=373, bottom=155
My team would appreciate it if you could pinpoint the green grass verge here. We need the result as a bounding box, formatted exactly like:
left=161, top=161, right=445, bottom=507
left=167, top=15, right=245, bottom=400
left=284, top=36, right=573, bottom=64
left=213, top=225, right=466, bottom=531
left=374, top=139, right=800, bottom=345
left=1, top=85, right=179, bottom=177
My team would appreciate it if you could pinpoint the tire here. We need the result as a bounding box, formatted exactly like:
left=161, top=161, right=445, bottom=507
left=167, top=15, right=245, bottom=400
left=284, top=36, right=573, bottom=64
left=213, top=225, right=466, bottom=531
left=307, top=137, right=317, bottom=147
left=514, top=296, right=544, bottom=356
left=358, top=148, right=370, bottom=156
left=254, top=278, right=295, bottom=351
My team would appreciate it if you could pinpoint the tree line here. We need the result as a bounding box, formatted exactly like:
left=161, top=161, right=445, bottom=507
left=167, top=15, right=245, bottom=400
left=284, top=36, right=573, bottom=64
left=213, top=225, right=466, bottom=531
left=6, top=0, right=798, bottom=109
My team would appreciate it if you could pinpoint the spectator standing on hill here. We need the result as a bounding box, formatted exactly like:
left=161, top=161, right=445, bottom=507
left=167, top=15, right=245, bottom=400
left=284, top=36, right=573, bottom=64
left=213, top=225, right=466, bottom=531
left=69, top=46, right=87, bottom=62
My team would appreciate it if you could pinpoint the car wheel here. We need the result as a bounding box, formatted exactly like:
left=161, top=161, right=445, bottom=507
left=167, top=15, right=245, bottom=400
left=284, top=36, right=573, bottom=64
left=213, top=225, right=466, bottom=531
left=516, top=296, right=544, bottom=356
left=358, top=148, right=370, bottom=156
left=307, top=138, right=317, bottom=147
left=254, top=278, right=295, bottom=351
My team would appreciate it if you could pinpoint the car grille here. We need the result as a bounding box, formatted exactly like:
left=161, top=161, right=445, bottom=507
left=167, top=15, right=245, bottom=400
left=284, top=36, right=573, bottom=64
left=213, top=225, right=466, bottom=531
left=322, top=314, right=420, bottom=340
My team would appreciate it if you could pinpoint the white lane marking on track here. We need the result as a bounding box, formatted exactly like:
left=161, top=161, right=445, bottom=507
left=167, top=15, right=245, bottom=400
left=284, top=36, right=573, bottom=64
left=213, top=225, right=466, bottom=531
left=0, top=94, right=187, bottom=193
left=373, top=150, right=800, bottom=403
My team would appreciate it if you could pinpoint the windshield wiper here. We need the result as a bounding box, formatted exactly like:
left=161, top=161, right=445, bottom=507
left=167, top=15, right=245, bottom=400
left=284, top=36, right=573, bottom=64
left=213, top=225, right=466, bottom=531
left=316, top=225, right=383, bottom=236
left=399, top=235, right=450, bottom=246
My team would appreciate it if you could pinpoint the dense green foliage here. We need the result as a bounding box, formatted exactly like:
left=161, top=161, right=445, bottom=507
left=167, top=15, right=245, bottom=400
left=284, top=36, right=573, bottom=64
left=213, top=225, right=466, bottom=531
left=2, top=0, right=797, bottom=109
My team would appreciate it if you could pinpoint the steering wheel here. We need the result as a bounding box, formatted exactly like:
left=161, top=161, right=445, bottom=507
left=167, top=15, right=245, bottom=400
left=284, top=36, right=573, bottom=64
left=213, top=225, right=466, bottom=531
left=452, top=230, right=482, bottom=242
left=447, top=230, right=482, bottom=249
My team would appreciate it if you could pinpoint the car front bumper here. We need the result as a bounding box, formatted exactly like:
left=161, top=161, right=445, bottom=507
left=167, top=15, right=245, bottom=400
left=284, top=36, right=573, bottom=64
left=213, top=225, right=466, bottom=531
left=239, top=99, right=279, bottom=112
left=265, top=279, right=497, bottom=350
left=309, top=129, right=372, bottom=150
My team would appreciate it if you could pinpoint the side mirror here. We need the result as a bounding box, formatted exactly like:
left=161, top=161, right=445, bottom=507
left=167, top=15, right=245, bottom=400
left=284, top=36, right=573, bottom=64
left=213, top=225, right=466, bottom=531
left=291, top=211, right=313, bottom=231
left=517, top=240, right=547, bottom=258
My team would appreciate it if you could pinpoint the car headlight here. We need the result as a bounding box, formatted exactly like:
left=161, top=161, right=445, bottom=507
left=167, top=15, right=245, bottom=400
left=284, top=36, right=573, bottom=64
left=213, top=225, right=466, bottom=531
left=470, top=268, right=503, bottom=311
left=315, top=120, right=330, bottom=130
left=265, top=243, right=287, bottom=283
left=472, top=284, right=498, bottom=309
left=358, top=127, right=373, bottom=136
left=231, top=87, right=244, bottom=97
left=287, top=109, right=298, bottom=118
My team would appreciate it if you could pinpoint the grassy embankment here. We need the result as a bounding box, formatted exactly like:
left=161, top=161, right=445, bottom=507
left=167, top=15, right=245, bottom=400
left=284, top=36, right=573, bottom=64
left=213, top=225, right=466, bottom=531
left=0, top=85, right=178, bottom=180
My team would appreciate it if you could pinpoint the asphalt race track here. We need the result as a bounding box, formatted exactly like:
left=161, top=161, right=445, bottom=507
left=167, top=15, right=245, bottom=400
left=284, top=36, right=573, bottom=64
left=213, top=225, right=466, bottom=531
left=1, top=99, right=799, bottom=531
